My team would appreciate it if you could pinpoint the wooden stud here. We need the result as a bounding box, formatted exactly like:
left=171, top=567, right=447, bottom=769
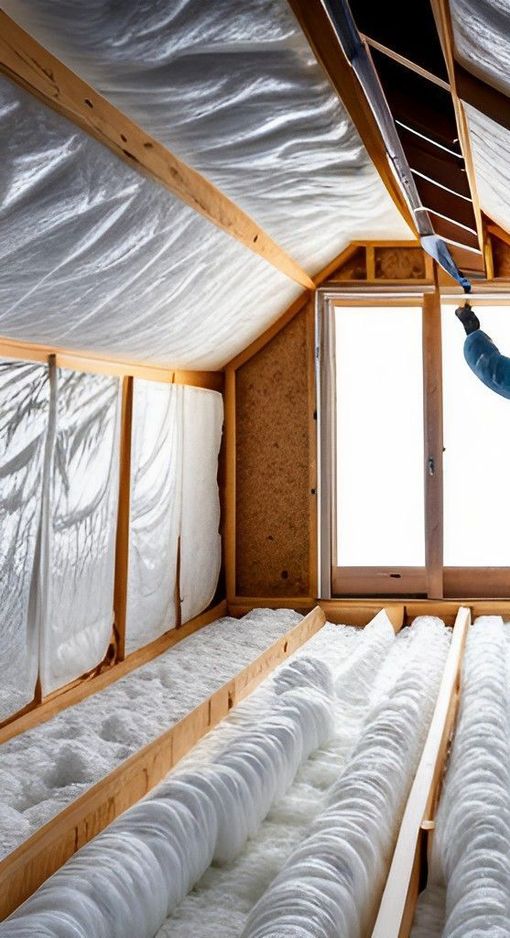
left=0, top=335, right=224, bottom=389
left=113, top=376, right=133, bottom=660
left=332, top=568, right=428, bottom=597
left=306, top=302, right=319, bottom=598
left=366, top=245, right=376, bottom=280
left=0, top=12, right=314, bottom=291
left=370, top=605, right=470, bottom=938
left=224, top=367, right=236, bottom=603
left=286, top=0, right=417, bottom=236
left=0, top=606, right=326, bottom=921
left=0, top=601, right=227, bottom=744
left=422, top=273, right=444, bottom=598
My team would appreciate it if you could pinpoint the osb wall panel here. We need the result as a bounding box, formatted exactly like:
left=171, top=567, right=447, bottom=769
left=492, top=236, right=510, bottom=278
left=235, top=306, right=313, bottom=597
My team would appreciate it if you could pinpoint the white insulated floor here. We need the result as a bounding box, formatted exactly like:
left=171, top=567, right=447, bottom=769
left=0, top=609, right=305, bottom=859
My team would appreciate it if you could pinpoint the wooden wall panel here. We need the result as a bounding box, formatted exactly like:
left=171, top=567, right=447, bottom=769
left=235, top=305, right=315, bottom=597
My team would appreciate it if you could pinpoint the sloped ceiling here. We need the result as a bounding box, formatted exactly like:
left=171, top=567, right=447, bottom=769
left=0, top=0, right=412, bottom=368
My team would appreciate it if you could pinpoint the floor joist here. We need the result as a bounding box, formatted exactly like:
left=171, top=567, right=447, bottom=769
left=371, top=605, right=471, bottom=938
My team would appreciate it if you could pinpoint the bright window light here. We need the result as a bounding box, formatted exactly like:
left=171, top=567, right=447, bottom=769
left=335, top=305, right=425, bottom=566
left=442, top=304, right=510, bottom=565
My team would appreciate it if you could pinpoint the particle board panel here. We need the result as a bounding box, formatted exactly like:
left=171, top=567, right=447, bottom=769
left=235, top=304, right=315, bottom=597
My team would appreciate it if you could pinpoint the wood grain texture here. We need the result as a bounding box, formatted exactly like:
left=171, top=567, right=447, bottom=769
left=371, top=606, right=470, bottom=938
left=0, top=11, right=313, bottom=291
left=423, top=277, right=444, bottom=599
left=235, top=306, right=314, bottom=597
left=0, top=334, right=224, bottom=388
left=0, top=606, right=326, bottom=922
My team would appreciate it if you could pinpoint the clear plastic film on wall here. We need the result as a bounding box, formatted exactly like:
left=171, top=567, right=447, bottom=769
left=125, top=381, right=182, bottom=654
left=38, top=369, right=121, bottom=695
left=0, top=359, right=49, bottom=720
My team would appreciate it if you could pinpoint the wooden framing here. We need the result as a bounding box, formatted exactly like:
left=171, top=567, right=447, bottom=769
left=0, top=334, right=224, bottom=388
left=0, top=12, right=313, bottom=292
left=429, top=0, right=484, bottom=256
left=371, top=605, right=471, bottom=938
left=113, top=375, right=134, bottom=660
left=422, top=272, right=444, bottom=599
left=0, top=606, right=329, bottom=921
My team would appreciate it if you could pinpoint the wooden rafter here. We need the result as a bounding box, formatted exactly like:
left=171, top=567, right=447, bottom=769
left=0, top=12, right=314, bottom=291
left=285, top=0, right=418, bottom=237
left=429, top=0, right=484, bottom=256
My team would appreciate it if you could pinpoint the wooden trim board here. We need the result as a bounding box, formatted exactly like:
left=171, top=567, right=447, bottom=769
left=0, top=606, right=326, bottom=921
left=0, top=12, right=313, bottom=291
left=370, top=605, right=471, bottom=938
left=0, top=601, right=227, bottom=744
left=0, top=335, right=224, bottom=388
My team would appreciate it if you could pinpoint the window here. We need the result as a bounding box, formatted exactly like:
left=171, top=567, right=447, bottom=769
left=335, top=306, right=425, bottom=566
left=320, top=288, right=510, bottom=598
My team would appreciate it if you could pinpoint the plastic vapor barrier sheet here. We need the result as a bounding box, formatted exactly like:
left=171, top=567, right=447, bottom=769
left=126, top=382, right=223, bottom=648
left=39, top=369, right=121, bottom=695
left=450, top=0, right=510, bottom=97
left=3, top=0, right=411, bottom=282
left=0, top=360, right=48, bottom=720
left=0, top=75, right=299, bottom=369
left=126, top=381, right=182, bottom=654
left=180, top=387, right=223, bottom=625
left=465, top=105, right=510, bottom=232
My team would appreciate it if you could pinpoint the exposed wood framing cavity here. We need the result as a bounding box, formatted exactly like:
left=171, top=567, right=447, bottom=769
left=429, top=0, right=484, bottom=256
left=0, top=601, right=227, bottom=745
left=0, top=605, right=328, bottom=921
left=285, top=0, right=417, bottom=236
left=422, top=271, right=444, bottom=598
left=0, top=335, right=224, bottom=388
left=0, top=12, right=314, bottom=291
left=371, top=605, right=471, bottom=938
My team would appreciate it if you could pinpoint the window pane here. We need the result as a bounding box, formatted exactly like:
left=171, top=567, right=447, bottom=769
left=443, top=304, right=510, bottom=565
left=335, top=306, right=425, bottom=566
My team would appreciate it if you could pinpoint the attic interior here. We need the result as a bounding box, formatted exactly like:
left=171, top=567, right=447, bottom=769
left=2, top=0, right=510, bottom=935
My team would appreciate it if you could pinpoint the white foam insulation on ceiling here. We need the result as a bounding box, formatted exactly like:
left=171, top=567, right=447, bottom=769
left=450, top=0, right=510, bottom=96
left=465, top=105, right=510, bottom=233
left=0, top=0, right=412, bottom=367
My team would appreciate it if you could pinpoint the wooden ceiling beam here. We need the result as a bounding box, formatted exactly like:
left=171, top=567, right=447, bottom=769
left=286, top=0, right=418, bottom=237
left=0, top=11, right=314, bottom=291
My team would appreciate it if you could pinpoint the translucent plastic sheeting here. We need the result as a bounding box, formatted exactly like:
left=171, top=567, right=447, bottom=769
left=0, top=360, right=48, bottom=720
left=0, top=76, right=299, bottom=369
left=450, top=0, right=510, bottom=97
left=3, top=0, right=413, bottom=277
left=465, top=105, right=510, bottom=232
left=39, top=369, right=121, bottom=695
left=126, top=382, right=182, bottom=654
left=180, top=388, right=223, bottom=624
left=0, top=655, right=335, bottom=938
